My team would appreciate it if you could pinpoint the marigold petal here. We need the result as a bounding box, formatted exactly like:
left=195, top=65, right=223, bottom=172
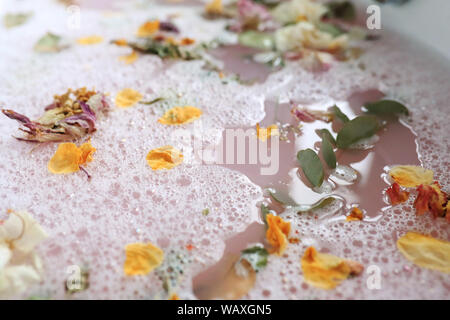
left=48, top=143, right=82, bottom=174
left=158, top=106, right=202, bottom=125
left=123, top=242, right=164, bottom=276
left=389, top=165, right=434, bottom=188
left=266, top=214, right=290, bottom=255
left=397, top=232, right=450, bottom=273
left=386, top=182, right=410, bottom=205
left=78, top=141, right=96, bottom=165
left=146, top=146, right=183, bottom=170
left=256, top=123, right=279, bottom=142
left=137, top=20, right=160, bottom=37
left=119, top=51, right=138, bottom=64
left=77, top=35, right=103, bottom=45
left=301, top=246, right=363, bottom=289
left=115, top=88, right=143, bottom=108
left=414, top=182, right=446, bottom=217
left=346, top=207, right=364, bottom=221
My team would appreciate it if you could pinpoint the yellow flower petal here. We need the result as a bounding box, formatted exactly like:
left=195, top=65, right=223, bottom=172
left=48, top=143, right=83, bottom=174
left=266, top=214, right=290, bottom=255
left=115, top=88, right=143, bottom=108
left=397, top=232, right=450, bottom=273
left=48, top=142, right=96, bottom=175
left=301, top=247, right=363, bottom=290
left=205, top=0, right=223, bottom=15
left=119, top=50, right=138, bottom=65
left=77, top=35, right=103, bottom=45
left=112, top=38, right=128, bottom=46
left=136, top=20, right=160, bottom=38
left=158, top=106, right=202, bottom=125
left=256, top=123, right=279, bottom=142
left=346, top=207, right=364, bottom=221
left=146, top=146, right=183, bottom=170
left=123, top=242, right=164, bottom=276
left=389, top=165, right=434, bottom=188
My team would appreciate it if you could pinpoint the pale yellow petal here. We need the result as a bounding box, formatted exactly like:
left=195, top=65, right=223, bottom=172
left=115, top=88, right=143, bottom=108
left=389, top=165, right=434, bottom=188
left=158, top=106, right=203, bottom=125
left=123, top=242, right=164, bottom=276
left=48, top=143, right=82, bottom=174
left=397, top=232, right=450, bottom=273
left=146, top=146, right=183, bottom=170
left=119, top=51, right=138, bottom=65
left=77, top=35, right=103, bottom=45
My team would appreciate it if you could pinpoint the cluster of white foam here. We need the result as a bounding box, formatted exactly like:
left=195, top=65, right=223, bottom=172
left=0, top=0, right=449, bottom=299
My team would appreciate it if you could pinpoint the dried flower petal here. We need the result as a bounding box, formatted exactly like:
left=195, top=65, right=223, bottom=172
left=346, top=207, right=364, bottom=221
left=158, top=106, right=202, bottom=125
left=397, top=232, right=450, bottom=273
left=266, top=214, right=290, bottom=255
left=137, top=20, right=160, bottom=38
left=414, top=182, right=446, bottom=218
left=77, top=35, right=103, bottom=45
left=386, top=182, right=410, bottom=205
left=115, top=88, right=143, bottom=108
left=389, top=165, right=434, bottom=188
left=119, top=50, right=138, bottom=64
left=112, top=39, right=128, bottom=46
left=256, top=123, right=279, bottom=142
left=123, top=242, right=164, bottom=276
left=48, top=141, right=96, bottom=175
left=205, top=0, right=224, bottom=16
left=301, top=246, right=363, bottom=289
left=146, top=146, right=183, bottom=170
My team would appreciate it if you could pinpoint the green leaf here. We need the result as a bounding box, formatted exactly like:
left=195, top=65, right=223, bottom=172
left=363, top=99, right=409, bottom=116
left=3, top=12, right=32, bottom=28
left=336, top=115, right=379, bottom=149
left=294, top=197, right=335, bottom=213
left=240, top=246, right=269, bottom=272
left=325, top=1, right=356, bottom=21
left=317, top=22, right=346, bottom=37
left=238, top=31, right=275, bottom=50
left=140, top=97, right=165, bottom=105
left=321, top=137, right=336, bottom=169
left=331, top=105, right=350, bottom=123
left=297, top=149, right=324, bottom=187
left=34, top=32, right=66, bottom=53
left=316, top=128, right=336, bottom=146
left=261, top=204, right=270, bottom=226
left=268, top=190, right=298, bottom=206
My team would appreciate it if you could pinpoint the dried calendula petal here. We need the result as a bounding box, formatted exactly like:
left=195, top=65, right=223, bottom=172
left=386, top=182, right=410, bottom=205
left=389, top=165, right=434, bottom=188
left=119, top=50, right=138, bottom=64
left=112, top=38, right=128, bottom=46
left=266, top=214, right=290, bottom=255
left=158, top=106, right=202, bottom=125
left=137, top=20, right=160, bottom=37
left=77, top=35, right=103, bottom=45
left=397, top=232, right=450, bottom=273
left=115, top=88, right=143, bottom=108
left=256, top=123, right=279, bottom=142
left=346, top=207, right=364, bottom=221
left=48, top=141, right=96, bottom=174
left=414, top=182, right=446, bottom=218
left=205, top=0, right=223, bottom=15
left=146, top=146, right=183, bottom=170
left=301, top=246, right=364, bottom=290
left=123, top=242, right=164, bottom=276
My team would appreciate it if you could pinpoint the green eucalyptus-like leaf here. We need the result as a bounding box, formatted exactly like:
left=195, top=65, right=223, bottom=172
left=336, top=115, right=379, bottom=149
left=316, top=128, right=336, bottom=146
left=321, top=137, right=336, bottom=169
left=240, top=246, right=269, bottom=272
left=34, top=32, right=67, bottom=53
left=238, top=31, right=275, bottom=50
left=294, top=197, right=335, bottom=213
left=363, top=99, right=409, bottom=115
left=268, top=190, right=297, bottom=207
left=297, top=149, right=324, bottom=187
left=331, top=105, right=350, bottom=123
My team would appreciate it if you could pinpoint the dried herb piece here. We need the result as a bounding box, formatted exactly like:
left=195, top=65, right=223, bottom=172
left=65, top=268, right=89, bottom=294
left=297, top=149, right=324, bottom=187
left=331, top=105, right=349, bottom=123
left=2, top=88, right=109, bottom=143
left=336, top=115, right=379, bottom=149
left=325, top=1, right=356, bottom=21
left=34, top=32, right=68, bottom=53
left=3, top=12, right=32, bottom=28
left=321, top=136, right=336, bottom=169
left=240, top=246, right=269, bottom=272
left=316, top=128, right=336, bottom=146
left=140, top=97, right=165, bottom=105
left=363, top=99, right=409, bottom=116
left=317, top=22, right=346, bottom=37
left=202, top=208, right=210, bottom=216
left=128, top=38, right=201, bottom=60
left=238, top=31, right=275, bottom=50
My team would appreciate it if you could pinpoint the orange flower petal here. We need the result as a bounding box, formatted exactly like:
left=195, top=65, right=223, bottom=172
left=346, top=207, right=364, bottom=221
left=77, top=35, right=103, bottom=45
left=79, top=140, right=96, bottom=165
left=397, top=232, right=450, bottom=273
left=301, top=246, right=363, bottom=289
left=256, top=123, right=279, bottom=142
left=205, top=0, right=223, bottom=15
left=389, top=165, right=434, bottom=188
left=115, top=88, right=143, bottom=108
left=414, top=182, right=446, bottom=217
left=386, top=182, right=410, bottom=205
left=158, top=106, right=202, bottom=125
left=119, top=50, right=138, bottom=64
left=136, top=20, right=160, bottom=37
left=146, top=146, right=184, bottom=170
left=112, top=39, right=128, bottom=46
left=48, top=143, right=83, bottom=174
left=266, top=214, right=290, bottom=255
left=123, top=242, right=164, bottom=276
